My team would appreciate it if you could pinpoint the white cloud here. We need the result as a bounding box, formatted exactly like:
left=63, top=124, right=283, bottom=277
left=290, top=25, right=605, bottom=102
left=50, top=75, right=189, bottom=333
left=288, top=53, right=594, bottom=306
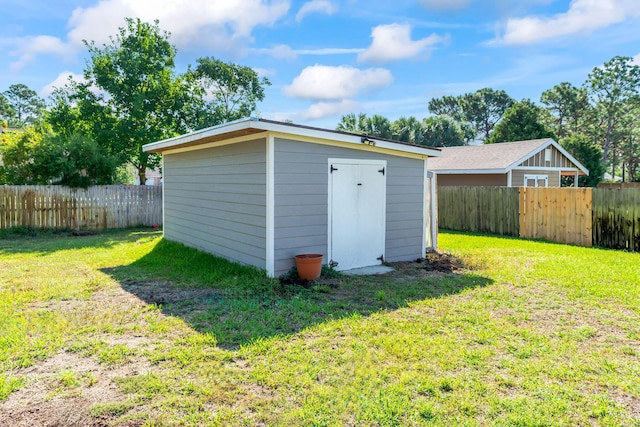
left=252, top=45, right=364, bottom=59
left=13, top=0, right=290, bottom=70
left=254, top=44, right=299, bottom=60
left=10, top=35, right=76, bottom=71
left=632, top=53, right=640, bottom=66
left=40, top=71, right=85, bottom=98
left=284, top=65, right=393, bottom=100
left=252, top=67, right=276, bottom=78
left=301, top=99, right=360, bottom=119
left=296, top=0, right=337, bottom=22
left=358, top=24, right=448, bottom=63
left=500, top=0, right=640, bottom=45
left=294, top=47, right=365, bottom=55
left=420, top=0, right=471, bottom=11
left=66, top=0, right=290, bottom=47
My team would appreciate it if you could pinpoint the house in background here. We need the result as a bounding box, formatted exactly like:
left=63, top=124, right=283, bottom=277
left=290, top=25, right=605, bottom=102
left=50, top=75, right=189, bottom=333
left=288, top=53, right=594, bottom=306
left=134, top=168, right=162, bottom=186
left=143, top=118, right=441, bottom=277
left=428, top=138, right=589, bottom=187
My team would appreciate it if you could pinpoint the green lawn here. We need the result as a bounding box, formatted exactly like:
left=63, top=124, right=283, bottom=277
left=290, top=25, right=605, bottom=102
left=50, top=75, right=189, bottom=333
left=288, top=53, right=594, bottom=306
left=0, top=229, right=639, bottom=426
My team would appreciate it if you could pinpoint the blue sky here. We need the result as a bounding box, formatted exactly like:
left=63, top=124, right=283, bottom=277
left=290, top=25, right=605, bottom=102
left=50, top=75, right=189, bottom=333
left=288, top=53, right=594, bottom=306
left=2, top=0, right=640, bottom=129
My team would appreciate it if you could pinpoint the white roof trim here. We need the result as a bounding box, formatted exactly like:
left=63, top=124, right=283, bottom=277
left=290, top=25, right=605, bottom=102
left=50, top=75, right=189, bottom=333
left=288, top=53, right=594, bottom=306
left=143, top=117, right=441, bottom=158
left=433, top=168, right=507, bottom=175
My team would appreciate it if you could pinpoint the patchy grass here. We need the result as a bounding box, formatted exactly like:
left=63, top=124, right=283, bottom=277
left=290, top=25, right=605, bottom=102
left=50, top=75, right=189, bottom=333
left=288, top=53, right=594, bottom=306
left=0, top=228, right=639, bottom=426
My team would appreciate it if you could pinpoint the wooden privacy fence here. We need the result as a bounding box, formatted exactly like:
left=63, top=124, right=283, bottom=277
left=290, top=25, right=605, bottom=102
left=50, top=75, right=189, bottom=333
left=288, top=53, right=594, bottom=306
left=592, top=187, right=640, bottom=251
left=438, top=186, right=640, bottom=251
left=519, top=187, right=592, bottom=247
left=0, top=185, right=162, bottom=230
left=438, top=186, right=520, bottom=236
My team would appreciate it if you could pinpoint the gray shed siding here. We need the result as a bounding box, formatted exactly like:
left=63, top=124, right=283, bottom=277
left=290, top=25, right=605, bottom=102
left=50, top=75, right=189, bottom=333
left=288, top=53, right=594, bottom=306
left=273, top=138, right=425, bottom=276
left=162, top=139, right=267, bottom=269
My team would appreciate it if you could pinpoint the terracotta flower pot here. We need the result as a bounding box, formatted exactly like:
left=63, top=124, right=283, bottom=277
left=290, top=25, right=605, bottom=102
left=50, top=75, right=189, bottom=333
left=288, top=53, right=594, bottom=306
left=294, top=254, right=323, bottom=280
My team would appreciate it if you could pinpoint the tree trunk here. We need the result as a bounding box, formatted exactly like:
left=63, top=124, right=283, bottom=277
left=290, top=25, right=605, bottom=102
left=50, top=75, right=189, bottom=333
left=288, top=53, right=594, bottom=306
left=138, top=167, right=147, bottom=186
left=602, top=119, right=613, bottom=170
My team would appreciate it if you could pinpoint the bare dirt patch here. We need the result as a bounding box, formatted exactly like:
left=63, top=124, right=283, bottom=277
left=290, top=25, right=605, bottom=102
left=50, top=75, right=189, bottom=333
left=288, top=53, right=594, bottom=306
left=0, top=351, right=151, bottom=427
left=387, top=252, right=466, bottom=277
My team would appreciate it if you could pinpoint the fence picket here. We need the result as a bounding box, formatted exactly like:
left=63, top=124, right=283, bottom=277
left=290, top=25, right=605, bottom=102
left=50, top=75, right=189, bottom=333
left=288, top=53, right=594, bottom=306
left=0, top=185, right=162, bottom=231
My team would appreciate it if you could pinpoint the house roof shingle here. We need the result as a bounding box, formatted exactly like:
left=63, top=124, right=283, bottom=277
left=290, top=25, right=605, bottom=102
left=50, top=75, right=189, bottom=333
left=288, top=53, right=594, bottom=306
left=428, top=138, right=553, bottom=172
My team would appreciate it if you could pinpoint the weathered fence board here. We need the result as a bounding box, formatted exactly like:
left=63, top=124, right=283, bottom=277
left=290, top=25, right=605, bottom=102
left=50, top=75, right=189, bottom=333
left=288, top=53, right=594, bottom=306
left=438, top=186, right=519, bottom=236
left=593, top=188, right=640, bottom=251
left=519, top=187, right=592, bottom=247
left=0, top=185, right=162, bottom=230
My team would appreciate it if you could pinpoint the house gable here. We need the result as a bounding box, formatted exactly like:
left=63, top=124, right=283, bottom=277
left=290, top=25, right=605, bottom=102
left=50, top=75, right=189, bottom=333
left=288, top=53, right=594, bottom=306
left=518, top=144, right=576, bottom=169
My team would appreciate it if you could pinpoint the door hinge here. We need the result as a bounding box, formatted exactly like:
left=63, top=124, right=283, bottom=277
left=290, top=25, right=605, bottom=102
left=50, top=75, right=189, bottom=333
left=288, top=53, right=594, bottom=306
left=330, top=165, right=338, bottom=173
left=378, top=167, right=385, bottom=175
left=377, top=255, right=384, bottom=263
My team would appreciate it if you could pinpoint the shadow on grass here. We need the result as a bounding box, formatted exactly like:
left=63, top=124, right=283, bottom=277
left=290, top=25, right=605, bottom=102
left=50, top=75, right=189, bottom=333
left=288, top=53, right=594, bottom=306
left=103, top=239, right=493, bottom=350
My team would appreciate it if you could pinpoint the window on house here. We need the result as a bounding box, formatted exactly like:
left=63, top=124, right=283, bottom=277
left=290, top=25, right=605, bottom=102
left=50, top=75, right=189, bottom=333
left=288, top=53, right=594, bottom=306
left=524, top=174, right=549, bottom=187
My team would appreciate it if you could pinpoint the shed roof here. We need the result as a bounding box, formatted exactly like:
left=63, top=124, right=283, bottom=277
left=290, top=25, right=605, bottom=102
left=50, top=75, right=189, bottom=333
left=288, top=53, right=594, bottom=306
left=143, top=117, right=441, bottom=158
left=428, top=138, right=588, bottom=175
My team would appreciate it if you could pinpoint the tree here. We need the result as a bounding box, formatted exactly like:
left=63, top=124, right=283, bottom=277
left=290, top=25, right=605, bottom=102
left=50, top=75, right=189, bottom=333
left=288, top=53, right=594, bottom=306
left=190, top=57, right=270, bottom=129
left=32, top=133, right=118, bottom=188
left=560, top=135, right=604, bottom=187
left=2, top=84, right=45, bottom=127
left=462, top=88, right=515, bottom=141
left=540, top=82, right=590, bottom=139
left=0, top=94, right=16, bottom=126
left=391, top=116, right=424, bottom=144
left=337, top=113, right=368, bottom=133
left=336, top=113, right=393, bottom=139
left=485, top=99, right=556, bottom=144
left=0, top=128, right=117, bottom=187
left=337, top=113, right=473, bottom=146
left=49, top=18, right=197, bottom=184
left=428, top=88, right=515, bottom=141
left=585, top=56, right=640, bottom=170
left=617, top=107, right=640, bottom=182
left=427, top=95, right=463, bottom=119
left=0, top=128, right=42, bottom=184
left=420, top=115, right=474, bottom=147
left=364, top=115, right=394, bottom=139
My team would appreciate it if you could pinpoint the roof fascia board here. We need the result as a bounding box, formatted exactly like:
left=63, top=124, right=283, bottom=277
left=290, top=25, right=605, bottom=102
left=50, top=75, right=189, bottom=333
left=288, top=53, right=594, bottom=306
left=160, top=133, right=266, bottom=156
left=548, top=140, right=590, bottom=175
left=143, top=118, right=441, bottom=158
left=143, top=118, right=257, bottom=152
left=512, top=166, right=587, bottom=175
left=431, top=168, right=506, bottom=175
left=268, top=131, right=434, bottom=160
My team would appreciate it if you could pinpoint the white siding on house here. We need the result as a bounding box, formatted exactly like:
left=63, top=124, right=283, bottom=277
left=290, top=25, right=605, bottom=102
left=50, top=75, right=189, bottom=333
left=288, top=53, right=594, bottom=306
left=273, top=138, right=424, bottom=276
left=163, top=139, right=267, bottom=269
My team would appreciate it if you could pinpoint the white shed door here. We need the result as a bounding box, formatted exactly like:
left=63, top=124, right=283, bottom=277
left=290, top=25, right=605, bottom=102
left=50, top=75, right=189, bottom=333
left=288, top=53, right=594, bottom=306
left=329, top=159, right=386, bottom=271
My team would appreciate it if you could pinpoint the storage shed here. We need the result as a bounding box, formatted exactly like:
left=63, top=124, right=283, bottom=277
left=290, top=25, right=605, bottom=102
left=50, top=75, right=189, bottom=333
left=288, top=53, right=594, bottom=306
left=143, top=118, right=441, bottom=277
left=429, top=138, right=588, bottom=187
